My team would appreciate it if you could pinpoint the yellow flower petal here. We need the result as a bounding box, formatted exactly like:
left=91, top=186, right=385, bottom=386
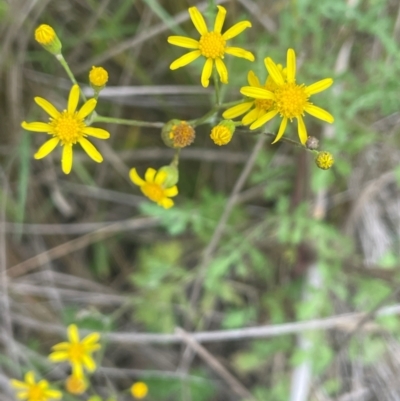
left=188, top=7, right=208, bottom=35
left=68, top=84, right=80, bottom=114
left=37, top=380, right=49, bottom=389
left=82, top=355, right=96, bottom=372
left=72, top=363, right=84, bottom=379
left=170, top=50, right=201, bottom=70
left=250, top=109, right=278, bottom=130
left=271, top=117, right=288, bottom=144
left=167, top=36, right=199, bottom=49
left=214, top=6, right=226, bottom=33
left=215, top=58, right=228, bottom=84
left=160, top=198, right=174, bottom=209
left=45, top=390, right=62, bottom=399
left=201, top=58, right=213, bottom=88
left=304, top=104, right=334, bottom=123
left=286, top=48, right=296, bottom=83
left=222, top=101, right=253, bottom=119
left=129, top=168, right=146, bottom=187
left=79, top=138, right=103, bottom=163
left=247, top=70, right=260, bottom=87
left=264, top=57, right=285, bottom=85
left=83, top=127, right=110, bottom=139
left=242, top=108, right=260, bottom=125
left=225, top=47, right=254, bottom=61
left=34, top=97, right=60, bottom=119
left=25, top=372, right=35, bottom=385
left=240, top=86, right=275, bottom=100
left=68, top=324, right=80, bottom=343
left=155, top=170, right=167, bottom=185
left=82, top=332, right=100, bottom=345
left=305, top=78, right=333, bottom=95
left=21, top=121, right=51, bottom=132
left=62, top=145, right=73, bottom=174
left=34, top=137, right=59, bottom=159
left=77, top=99, right=97, bottom=119
left=297, top=115, right=308, bottom=145
left=16, top=391, right=28, bottom=399
left=10, top=380, right=28, bottom=389
left=164, top=186, right=178, bottom=197
left=145, top=168, right=157, bottom=183
left=48, top=351, right=69, bottom=362
left=51, top=342, right=70, bottom=351
left=222, top=21, right=252, bottom=40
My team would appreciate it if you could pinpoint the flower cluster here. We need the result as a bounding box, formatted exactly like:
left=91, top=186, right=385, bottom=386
left=22, top=5, right=336, bottom=212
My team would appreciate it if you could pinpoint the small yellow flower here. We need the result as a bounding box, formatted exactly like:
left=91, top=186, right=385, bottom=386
left=210, top=120, right=236, bottom=146
left=223, top=69, right=281, bottom=125
left=89, top=66, right=109, bottom=88
left=129, top=167, right=178, bottom=209
left=65, top=374, right=88, bottom=395
left=240, top=49, right=334, bottom=145
left=315, top=151, right=334, bottom=170
left=162, top=120, right=195, bottom=148
left=49, top=324, right=101, bottom=378
left=130, top=382, right=148, bottom=399
left=10, top=371, right=62, bottom=401
left=34, top=24, right=62, bottom=55
left=21, top=84, right=110, bottom=174
left=168, top=6, right=254, bottom=87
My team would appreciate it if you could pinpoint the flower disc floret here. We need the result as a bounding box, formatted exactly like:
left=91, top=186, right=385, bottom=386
left=21, top=84, right=110, bottom=174
left=198, top=32, right=226, bottom=58
left=49, top=324, right=101, bottom=378
left=274, top=82, right=309, bottom=120
left=10, top=371, right=62, bottom=401
left=168, top=6, right=254, bottom=87
left=35, top=24, right=56, bottom=45
left=89, top=66, right=108, bottom=87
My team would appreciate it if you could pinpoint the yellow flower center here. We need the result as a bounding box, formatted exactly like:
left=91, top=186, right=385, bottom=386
left=169, top=122, right=195, bottom=148
left=210, top=126, right=232, bottom=146
left=68, top=343, right=85, bottom=362
left=142, top=184, right=165, bottom=203
left=66, top=375, right=87, bottom=395
left=89, top=66, right=108, bottom=87
left=315, top=151, right=334, bottom=170
left=28, top=385, right=45, bottom=400
left=274, top=82, right=309, bottom=120
left=49, top=111, right=85, bottom=145
left=35, top=24, right=56, bottom=45
left=198, top=32, right=226, bottom=59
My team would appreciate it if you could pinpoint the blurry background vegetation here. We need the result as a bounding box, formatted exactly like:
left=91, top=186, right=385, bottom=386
left=1, top=0, right=400, bottom=400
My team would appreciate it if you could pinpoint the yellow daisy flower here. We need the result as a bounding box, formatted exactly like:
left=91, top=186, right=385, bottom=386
left=240, top=49, right=334, bottom=145
left=223, top=69, right=281, bottom=125
left=129, top=167, right=178, bottom=209
left=168, top=6, right=254, bottom=87
left=48, top=324, right=101, bottom=378
left=10, top=371, right=62, bottom=401
left=21, top=84, right=110, bottom=174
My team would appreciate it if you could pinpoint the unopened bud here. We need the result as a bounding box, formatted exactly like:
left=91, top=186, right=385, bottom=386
left=210, top=120, right=235, bottom=146
left=315, top=151, right=334, bottom=170
left=34, top=24, right=62, bottom=55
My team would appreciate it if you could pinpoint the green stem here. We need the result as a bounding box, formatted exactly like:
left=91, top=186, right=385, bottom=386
left=56, top=54, right=87, bottom=102
left=93, top=115, right=164, bottom=128
left=171, top=148, right=181, bottom=168
left=188, top=106, right=219, bottom=127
